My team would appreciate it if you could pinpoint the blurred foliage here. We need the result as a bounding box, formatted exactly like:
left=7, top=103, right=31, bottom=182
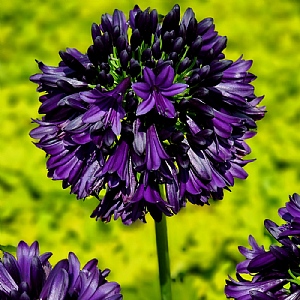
left=0, top=0, right=299, bottom=299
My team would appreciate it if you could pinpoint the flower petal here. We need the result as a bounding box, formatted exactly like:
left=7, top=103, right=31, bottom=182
left=143, top=67, right=155, bottom=86
left=132, top=82, right=150, bottom=99
left=47, top=269, right=69, bottom=300
left=155, top=92, right=176, bottom=118
left=155, top=65, right=174, bottom=88
left=160, top=83, right=188, bottom=97
left=136, top=94, right=155, bottom=116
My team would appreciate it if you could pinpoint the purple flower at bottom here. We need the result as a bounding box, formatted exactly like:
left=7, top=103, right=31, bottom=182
left=225, top=194, right=300, bottom=300
left=0, top=241, right=122, bottom=300
left=225, top=276, right=286, bottom=300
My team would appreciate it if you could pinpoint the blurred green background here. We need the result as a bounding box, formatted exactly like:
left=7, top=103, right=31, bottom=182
left=0, top=0, right=299, bottom=299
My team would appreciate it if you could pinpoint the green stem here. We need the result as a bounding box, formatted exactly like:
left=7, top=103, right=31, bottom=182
left=155, top=214, right=172, bottom=300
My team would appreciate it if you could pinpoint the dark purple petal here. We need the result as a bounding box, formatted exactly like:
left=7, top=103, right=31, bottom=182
left=181, top=8, right=195, bottom=28
left=145, top=125, right=169, bottom=170
left=225, top=277, right=286, bottom=299
left=101, top=140, right=130, bottom=186
left=112, top=9, right=128, bottom=37
left=2, top=253, right=21, bottom=285
left=132, top=82, right=150, bottom=99
left=89, top=282, right=121, bottom=299
left=144, top=184, right=164, bottom=204
left=188, top=148, right=212, bottom=181
left=155, top=65, right=175, bottom=88
left=154, top=92, right=176, bottom=118
left=143, top=67, right=155, bottom=86
left=129, top=5, right=141, bottom=29
left=0, top=263, right=18, bottom=294
left=47, top=269, right=69, bottom=300
left=160, top=83, right=188, bottom=97
left=65, top=252, right=80, bottom=293
left=16, top=241, right=38, bottom=283
left=136, top=94, right=156, bottom=116
left=30, top=257, right=46, bottom=297
left=133, top=118, right=146, bottom=155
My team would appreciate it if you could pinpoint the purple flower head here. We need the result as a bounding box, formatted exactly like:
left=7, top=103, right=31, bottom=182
left=0, top=241, right=122, bottom=300
left=30, top=4, right=265, bottom=224
left=225, top=193, right=300, bottom=300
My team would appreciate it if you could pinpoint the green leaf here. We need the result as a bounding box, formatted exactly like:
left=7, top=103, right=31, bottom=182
left=0, top=244, right=17, bottom=254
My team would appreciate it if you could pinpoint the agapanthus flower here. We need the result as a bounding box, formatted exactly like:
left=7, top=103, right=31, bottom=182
left=0, top=241, right=122, bottom=300
left=225, top=193, right=300, bottom=299
left=30, top=4, right=265, bottom=224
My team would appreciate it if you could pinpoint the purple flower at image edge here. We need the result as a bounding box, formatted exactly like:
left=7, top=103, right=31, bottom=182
left=225, top=193, right=300, bottom=300
left=0, top=241, right=122, bottom=300
left=30, top=4, right=265, bottom=224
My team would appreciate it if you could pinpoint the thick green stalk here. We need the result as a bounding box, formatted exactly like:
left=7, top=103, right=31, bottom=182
left=155, top=214, right=172, bottom=300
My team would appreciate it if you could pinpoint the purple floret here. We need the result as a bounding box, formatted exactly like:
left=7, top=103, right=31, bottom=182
left=225, top=194, right=300, bottom=300
left=0, top=241, right=122, bottom=300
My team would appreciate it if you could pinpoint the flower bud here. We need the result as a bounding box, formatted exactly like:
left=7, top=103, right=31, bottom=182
left=186, top=17, right=198, bottom=45
left=116, top=35, right=126, bottom=54
left=94, top=36, right=106, bottom=60
left=113, top=25, right=120, bottom=44
left=172, top=37, right=184, bottom=53
left=162, top=5, right=180, bottom=33
left=209, top=59, right=233, bottom=74
left=177, top=57, right=191, bottom=74
left=189, top=36, right=202, bottom=56
left=84, top=64, right=98, bottom=82
left=168, top=52, right=178, bottom=63
left=152, top=40, right=161, bottom=59
left=171, top=131, right=184, bottom=143
left=125, top=91, right=138, bottom=111
left=98, top=70, right=107, bottom=86
left=189, top=98, right=214, bottom=118
left=106, top=73, right=114, bottom=86
left=87, top=45, right=98, bottom=66
left=102, top=32, right=112, bottom=55
left=101, top=14, right=113, bottom=36
left=149, top=9, right=158, bottom=33
left=120, top=49, right=130, bottom=69
left=162, top=31, right=173, bottom=53
left=91, top=23, right=101, bottom=42
left=100, top=62, right=110, bottom=73
left=198, top=65, right=210, bottom=79
left=193, top=87, right=209, bottom=98
left=128, top=59, right=141, bottom=77
left=212, top=36, right=227, bottom=58
left=59, top=51, right=86, bottom=74
left=188, top=73, right=201, bottom=86
left=141, top=48, right=152, bottom=62
left=197, top=17, right=213, bottom=35
left=130, top=28, right=141, bottom=50
left=178, top=23, right=186, bottom=40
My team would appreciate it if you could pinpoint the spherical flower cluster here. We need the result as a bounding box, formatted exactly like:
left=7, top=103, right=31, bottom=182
left=225, top=193, right=300, bottom=299
left=30, top=4, right=265, bottom=224
left=0, top=241, right=122, bottom=300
